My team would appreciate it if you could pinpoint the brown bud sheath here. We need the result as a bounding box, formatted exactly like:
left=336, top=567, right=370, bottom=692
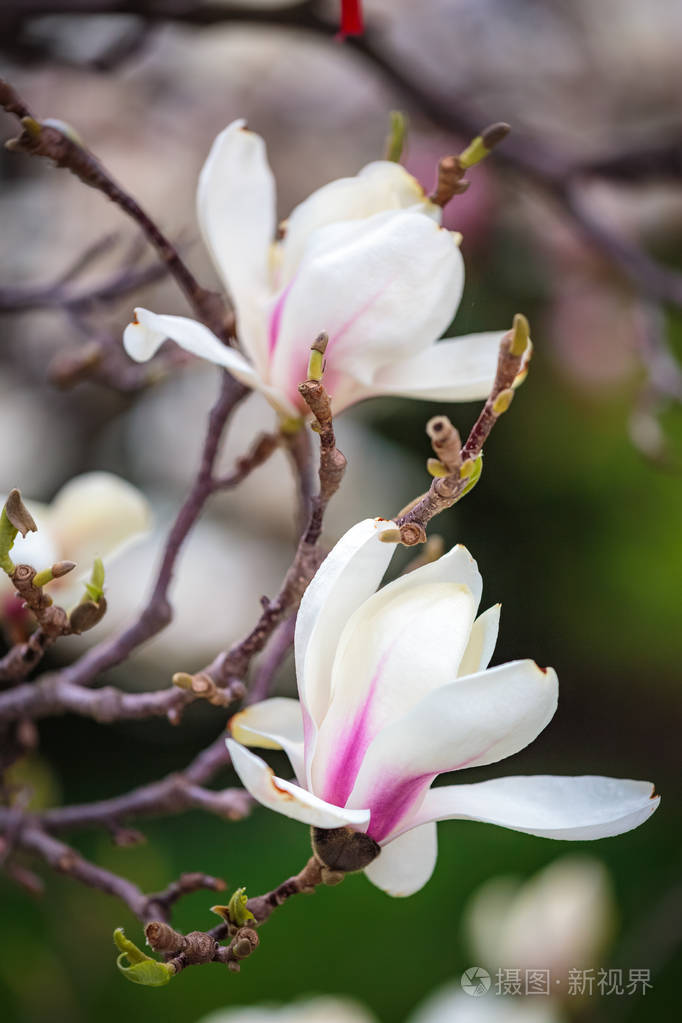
left=5, top=490, right=37, bottom=536
left=311, top=826, right=380, bottom=873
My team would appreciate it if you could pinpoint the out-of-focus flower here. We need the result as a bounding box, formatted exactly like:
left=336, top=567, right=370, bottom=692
left=1, top=472, right=151, bottom=615
left=196, top=984, right=563, bottom=1023
left=227, top=519, right=659, bottom=897
left=197, top=996, right=376, bottom=1023
left=124, top=120, right=523, bottom=418
left=409, top=985, right=565, bottom=1023
left=464, top=857, right=615, bottom=979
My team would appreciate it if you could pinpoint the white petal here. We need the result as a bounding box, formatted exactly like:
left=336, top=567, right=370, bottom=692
left=267, top=211, right=464, bottom=411
left=410, top=775, right=660, bottom=840
left=227, top=740, right=370, bottom=830
left=457, top=604, right=501, bottom=677
left=371, top=331, right=529, bottom=402
left=346, top=660, right=558, bottom=842
left=229, top=698, right=305, bottom=784
left=280, top=160, right=438, bottom=285
left=124, top=307, right=257, bottom=380
left=197, top=119, right=275, bottom=368
left=294, top=518, right=397, bottom=737
left=465, top=856, right=614, bottom=975
left=47, top=472, right=151, bottom=569
left=364, top=822, right=437, bottom=898
left=312, top=545, right=483, bottom=807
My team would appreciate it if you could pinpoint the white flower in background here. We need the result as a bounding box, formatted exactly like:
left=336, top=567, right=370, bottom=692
left=197, top=996, right=377, bottom=1023
left=408, top=985, right=565, bottom=1023
left=227, top=519, right=659, bottom=898
left=464, top=856, right=614, bottom=979
left=196, top=985, right=562, bottom=1023
left=1, top=472, right=151, bottom=613
left=124, top=120, right=527, bottom=417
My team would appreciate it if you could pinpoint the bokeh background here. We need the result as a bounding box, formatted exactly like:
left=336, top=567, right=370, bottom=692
left=1, top=1, right=680, bottom=1021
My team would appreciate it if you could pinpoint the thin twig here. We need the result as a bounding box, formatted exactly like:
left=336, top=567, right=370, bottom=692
left=396, top=317, right=527, bottom=544
left=0, top=76, right=232, bottom=340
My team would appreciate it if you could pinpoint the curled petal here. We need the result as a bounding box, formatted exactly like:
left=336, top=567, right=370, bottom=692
left=197, top=119, right=275, bottom=368
left=409, top=775, right=660, bottom=840
left=363, top=822, right=437, bottom=898
left=123, top=309, right=296, bottom=412
left=371, top=331, right=530, bottom=403
left=227, top=740, right=370, bottom=831
left=457, top=604, right=501, bottom=677
left=124, top=308, right=254, bottom=378
left=229, top=698, right=305, bottom=784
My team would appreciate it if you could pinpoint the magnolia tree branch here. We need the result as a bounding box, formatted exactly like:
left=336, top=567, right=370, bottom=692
left=40, top=735, right=252, bottom=834
left=0, top=236, right=167, bottom=314
left=143, top=855, right=329, bottom=975
left=0, top=370, right=248, bottom=707
left=182, top=342, right=344, bottom=692
left=0, top=809, right=229, bottom=923
left=395, top=315, right=528, bottom=545
left=0, top=76, right=233, bottom=341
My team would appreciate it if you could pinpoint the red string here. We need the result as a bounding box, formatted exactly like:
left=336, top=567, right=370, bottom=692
left=340, top=0, right=364, bottom=37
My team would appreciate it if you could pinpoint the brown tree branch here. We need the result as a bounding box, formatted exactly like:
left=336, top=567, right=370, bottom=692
left=396, top=316, right=528, bottom=544
left=0, top=76, right=234, bottom=341
left=200, top=345, right=345, bottom=687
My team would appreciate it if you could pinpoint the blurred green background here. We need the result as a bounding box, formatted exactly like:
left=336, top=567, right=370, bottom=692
left=1, top=1, right=681, bottom=1021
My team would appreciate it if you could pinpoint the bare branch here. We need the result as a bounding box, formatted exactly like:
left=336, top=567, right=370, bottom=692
left=396, top=316, right=529, bottom=544
left=0, top=76, right=233, bottom=340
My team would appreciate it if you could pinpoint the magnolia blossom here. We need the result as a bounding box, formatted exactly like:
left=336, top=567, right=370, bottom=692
left=195, top=990, right=563, bottom=1023
left=227, top=519, right=659, bottom=898
left=408, top=986, right=564, bottom=1023
left=197, top=997, right=376, bottom=1023
left=464, top=856, right=614, bottom=979
left=1, top=472, right=151, bottom=614
left=124, top=120, right=526, bottom=418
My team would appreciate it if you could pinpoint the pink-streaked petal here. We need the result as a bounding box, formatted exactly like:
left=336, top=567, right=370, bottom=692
left=196, top=119, right=275, bottom=369
left=315, top=584, right=477, bottom=808
left=229, top=698, right=305, bottom=784
left=371, top=331, right=531, bottom=403
left=227, top=740, right=370, bottom=830
left=311, top=545, right=483, bottom=804
left=267, top=210, right=464, bottom=409
left=363, top=822, right=437, bottom=898
left=457, top=604, right=501, bottom=677
left=407, top=775, right=660, bottom=840
left=294, top=518, right=397, bottom=766
left=280, top=160, right=439, bottom=285
left=346, top=660, right=558, bottom=842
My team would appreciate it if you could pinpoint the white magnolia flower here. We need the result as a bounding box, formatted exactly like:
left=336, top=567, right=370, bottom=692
left=197, top=996, right=376, bottom=1023
left=227, top=519, right=659, bottom=898
left=464, top=856, right=614, bottom=979
left=1, top=472, right=151, bottom=613
left=409, top=985, right=565, bottom=1023
left=124, top=120, right=524, bottom=417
